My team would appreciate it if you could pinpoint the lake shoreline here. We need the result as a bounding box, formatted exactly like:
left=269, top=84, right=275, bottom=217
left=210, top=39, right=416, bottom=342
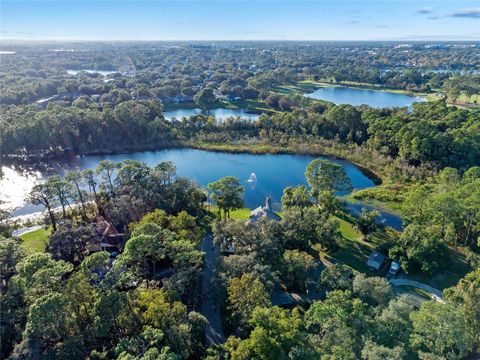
left=304, top=80, right=433, bottom=97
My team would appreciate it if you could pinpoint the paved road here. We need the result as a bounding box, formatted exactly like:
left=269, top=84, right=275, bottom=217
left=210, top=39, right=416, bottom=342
left=390, top=278, right=445, bottom=302
left=200, top=234, right=225, bottom=345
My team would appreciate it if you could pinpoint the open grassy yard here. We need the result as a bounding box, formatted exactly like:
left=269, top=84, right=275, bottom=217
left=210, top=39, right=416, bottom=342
left=19, top=227, right=51, bottom=253
left=206, top=206, right=252, bottom=221
left=314, top=214, right=471, bottom=290
left=455, top=92, right=480, bottom=106
left=314, top=215, right=397, bottom=275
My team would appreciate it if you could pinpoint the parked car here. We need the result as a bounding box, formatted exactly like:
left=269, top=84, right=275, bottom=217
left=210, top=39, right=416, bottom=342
left=388, top=261, right=401, bottom=276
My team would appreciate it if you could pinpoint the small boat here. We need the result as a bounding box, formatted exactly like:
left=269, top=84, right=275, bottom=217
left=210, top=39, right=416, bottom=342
left=247, top=172, right=257, bottom=183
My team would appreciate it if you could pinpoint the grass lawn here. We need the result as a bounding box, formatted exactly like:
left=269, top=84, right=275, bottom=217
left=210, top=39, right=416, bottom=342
left=206, top=206, right=252, bottom=221
left=455, top=93, right=480, bottom=106
left=19, top=227, right=51, bottom=253
left=314, top=215, right=398, bottom=275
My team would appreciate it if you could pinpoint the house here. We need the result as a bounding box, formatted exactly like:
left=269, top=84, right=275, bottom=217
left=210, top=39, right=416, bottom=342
left=247, top=196, right=281, bottom=223
left=88, top=216, right=125, bottom=255
left=367, top=251, right=386, bottom=271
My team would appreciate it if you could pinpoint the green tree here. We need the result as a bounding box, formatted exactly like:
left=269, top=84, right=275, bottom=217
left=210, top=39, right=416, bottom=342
left=47, top=224, right=95, bottom=264
left=390, top=224, right=450, bottom=275
left=23, top=293, right=70, bottom=347
left=281, top=185, right=311, bottom=209
left=119, top=228, right=173, bottom=288
left=225, top=306, right=317, bottom=360
left=132, top=289, right=207, bottom=358
left=83, top=169, right=100, bottom=210
left=208, top=176, right=244, bottom=219
left=28, top=183, right=58, bottom=231
left=194, top=88, right=216, bottom=109
left=282, top=250, right=316, bottom=291
left=13, top=253, right=73, bottom=303
left=319, top=263, right=353, bottom=292
left=281, top=207, right=340, bottom=252
left=65, top=170, right=89, bottom=220
left=304, top=290, right=365, bottom=358
left=96, top=160, right=119, bottom=196
left=410, top=301, right=474, bottom=360
left=352, top=273, right=393, bottom=307
left=47, top=175, right=74, bottom=219
left=0, top=238, right=25, bottom=293
left=444, top=269, right=480, bottom=349
left=356, top=208, right=380, bottom=240
left=373, top=296, right=414, bottom=348
left=305, top=160, right=352, bottom=204
left=227, top=274, right=270, bottom=330
left=361, top=340, right=404, bottom=360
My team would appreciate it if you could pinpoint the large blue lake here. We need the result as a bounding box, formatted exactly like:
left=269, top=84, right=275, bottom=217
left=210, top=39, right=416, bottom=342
left=2, top=149, right=401, bottom=229
left=305, top=86, right=425, bottom=108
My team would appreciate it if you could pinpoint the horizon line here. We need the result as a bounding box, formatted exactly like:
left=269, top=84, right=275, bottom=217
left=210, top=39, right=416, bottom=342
left=1, top=38, right=479, bottom=42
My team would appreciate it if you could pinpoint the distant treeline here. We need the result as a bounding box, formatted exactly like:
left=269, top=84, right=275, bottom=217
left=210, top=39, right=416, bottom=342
left=2, top=99, right=478, bottom=174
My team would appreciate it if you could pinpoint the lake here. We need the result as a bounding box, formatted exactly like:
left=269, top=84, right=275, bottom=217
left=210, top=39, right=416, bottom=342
left=305, top=86, right=425, bottom=108
left=1, top=149, right=401, bottom=229
left=67, top=69, right=119, bottom=76
left=163, top=108, right=260, bottom=121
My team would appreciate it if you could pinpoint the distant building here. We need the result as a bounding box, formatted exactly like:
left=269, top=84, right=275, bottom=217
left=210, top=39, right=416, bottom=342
left=247, top=196, right=281, bottom=223
left=367, top=251, right=386, bottom=271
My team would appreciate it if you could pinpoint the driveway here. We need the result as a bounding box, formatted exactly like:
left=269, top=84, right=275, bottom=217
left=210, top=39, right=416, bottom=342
left=390, top=278, right=445, bottom=302
left=200, top=234, right=226, bottom=345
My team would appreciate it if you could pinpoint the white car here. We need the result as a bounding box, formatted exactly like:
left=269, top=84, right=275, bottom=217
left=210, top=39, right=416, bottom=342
left=389, top=261, right=401, bottom=276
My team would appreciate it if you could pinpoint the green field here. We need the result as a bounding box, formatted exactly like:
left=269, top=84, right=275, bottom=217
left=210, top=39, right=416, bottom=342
left=19, top=227, right=51, bottom=253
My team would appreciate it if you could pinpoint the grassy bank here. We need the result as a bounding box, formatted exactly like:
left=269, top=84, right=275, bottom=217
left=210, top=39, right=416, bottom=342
left=19, top=227, right=51, bottom=253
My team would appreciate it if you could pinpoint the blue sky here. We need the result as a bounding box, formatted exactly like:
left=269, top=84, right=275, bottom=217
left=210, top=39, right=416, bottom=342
left=1, top=1, right=479, bottom=41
